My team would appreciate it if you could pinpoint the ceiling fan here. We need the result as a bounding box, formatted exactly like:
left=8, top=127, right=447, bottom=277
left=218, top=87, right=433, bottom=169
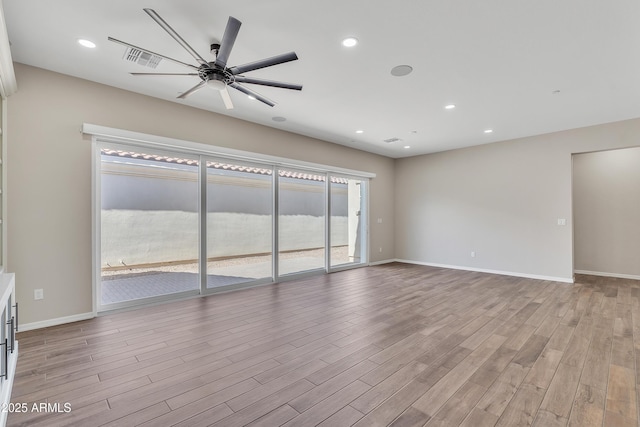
left=108, top=8, right=302, bottom=109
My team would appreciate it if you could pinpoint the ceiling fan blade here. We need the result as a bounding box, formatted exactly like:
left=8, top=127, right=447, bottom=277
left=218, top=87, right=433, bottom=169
left=177, top=80, right=207, bottom=99
left=108, top=37, right=199, bottom=70
left=229, top=82, right=275, bottom=107
left=233, top=76, right=302, bottom=91
left=215, top=17, right=241, bottom=69
left=131, top=73, right=199, bottom=76
left=229, top=52, right=299, bottom=75
left=143, top=8, right=209, bottom=66
left=219, top=87, right=234, bottom=109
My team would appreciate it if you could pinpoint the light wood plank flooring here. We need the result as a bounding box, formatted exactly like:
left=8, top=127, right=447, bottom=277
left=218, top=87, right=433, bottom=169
left=8, top=263, right=640, bottom=426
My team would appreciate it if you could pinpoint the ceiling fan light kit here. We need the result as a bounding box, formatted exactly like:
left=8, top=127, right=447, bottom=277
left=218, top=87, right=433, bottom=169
left=109, top=9, right=302, bottom=110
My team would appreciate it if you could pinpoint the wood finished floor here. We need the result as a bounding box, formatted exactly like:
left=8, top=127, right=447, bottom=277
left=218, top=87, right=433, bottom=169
left=8, top=263, right=640, bottom=426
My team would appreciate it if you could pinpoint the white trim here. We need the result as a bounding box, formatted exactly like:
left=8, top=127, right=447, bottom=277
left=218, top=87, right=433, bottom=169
left=324, top=172, right=330, bottom=273
left=2, top=98, right=8, bottom=268
left=198, top=156, right=207, bottom=294
left=19, top=312, right=95, bottom=332
left=82, top=123, right=376, bottom=179
left=272, top=165, right=279, bottom=280
left=0, top=273, right=13, bottom=310
left=0, top=342, right=18, bottom=427
left=0, top=2, right=17, bottom=98
left=91, top=139, right=99, bottom=317
left=574, top=269, right=640, bottom=281
left=365, top=181, right=371, bottom=265
left=395, top=259, right=575, bottom=283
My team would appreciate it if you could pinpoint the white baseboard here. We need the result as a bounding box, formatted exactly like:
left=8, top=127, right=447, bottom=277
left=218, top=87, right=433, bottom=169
left=19, top=312, right=95, bottom=332
left=574, top=270, right=640, bottom=281
left=368, top=259, right=397, bottom=266
left=395, top=259, right=574, bottom=284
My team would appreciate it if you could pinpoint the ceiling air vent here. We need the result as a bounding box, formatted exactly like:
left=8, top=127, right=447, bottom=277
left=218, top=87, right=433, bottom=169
left=123, top=47, right=162, bottom=68
left=383, top=137, right=402, bottom=144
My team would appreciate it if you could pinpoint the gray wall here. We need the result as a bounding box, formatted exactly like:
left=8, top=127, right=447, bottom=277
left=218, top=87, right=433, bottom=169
left=100, top=154, right=351, bottom=265
left=101, top=155, right=349, bottom=216
left=101, top=211, right=348, bottom=266
left=7, top=63, right=396, bottom=326
left=395, top=119, right=640, bottom=281
left=573, top=147, right=640, bottom=277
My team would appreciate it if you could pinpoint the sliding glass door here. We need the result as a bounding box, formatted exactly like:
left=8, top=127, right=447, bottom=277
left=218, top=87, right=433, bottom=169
left=99, top=147, right=200, bottom=308
left=95, top=138, right=369, bottom=312
left=277, top=168, right=326, bottom=276
left=205, top=159, right=273, bottom=289
left=330, top=176, right=367, bottom=268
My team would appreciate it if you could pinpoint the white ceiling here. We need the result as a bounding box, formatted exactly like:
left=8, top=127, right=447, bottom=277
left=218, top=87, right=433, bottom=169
left=4, top=0, right=640, bottom=158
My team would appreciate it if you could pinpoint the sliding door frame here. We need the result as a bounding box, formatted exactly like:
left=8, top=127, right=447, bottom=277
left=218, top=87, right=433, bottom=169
left=93, top=140, right=202, bottom=313
left=88, top=125, right=374, bottom=313
left=201, top=155, right=275, bottom=295
left=328, top=174, right=369, bottom=273
left=199, top=155, right=207, bottom=295
left=275, top=166, right=328, bottom=280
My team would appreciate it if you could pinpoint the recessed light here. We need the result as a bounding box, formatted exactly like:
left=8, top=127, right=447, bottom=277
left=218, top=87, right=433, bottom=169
left=390, top=65, right=413, bottom=77
left=272, top=116, right=287, bottom=122
left=484, top=129, right=493, bottom=134
left=355, top=130, right=364, bottom=134
left=403, top=145, right=411, bottom=149
left=444, top=104, right=456, bottom=110
left=342, top=37, right=358, bottom=47
left=77, top=39, right=96, bottom=49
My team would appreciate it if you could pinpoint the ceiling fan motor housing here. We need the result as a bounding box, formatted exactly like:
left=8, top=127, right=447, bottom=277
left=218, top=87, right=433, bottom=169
left=203, top=43, right=234, bottom=86
left=199, top=65, right=233, bottom=85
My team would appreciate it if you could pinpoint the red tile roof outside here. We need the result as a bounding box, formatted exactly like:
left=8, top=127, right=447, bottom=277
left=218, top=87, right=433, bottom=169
left=101, top=149, right=349, bottom=184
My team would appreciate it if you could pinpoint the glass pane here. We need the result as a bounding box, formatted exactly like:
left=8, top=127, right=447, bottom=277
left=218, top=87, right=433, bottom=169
left=206, top=160, right=273, bottom=288
left=100, top=149, right=199, bottom=305
left=330, top=177, right=366, bottom=267
left=278, top=169, right=326, bottom=275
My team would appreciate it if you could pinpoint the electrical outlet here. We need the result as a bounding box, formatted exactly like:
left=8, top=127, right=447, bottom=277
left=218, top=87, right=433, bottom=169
left=34, top=289, right=44, bottom=300
left=379, top=247, right=383, bottom=253
left=471, top=251, right=476, bottom=258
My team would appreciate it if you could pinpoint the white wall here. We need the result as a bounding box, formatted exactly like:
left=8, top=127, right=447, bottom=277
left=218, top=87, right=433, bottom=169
left=102, top=211, right=347, bottom=266
left=395, top=119, right=640, bottom=281
left=7, top=63, right=395, bottom=325
left=573, top=147, right=640, bottom=278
